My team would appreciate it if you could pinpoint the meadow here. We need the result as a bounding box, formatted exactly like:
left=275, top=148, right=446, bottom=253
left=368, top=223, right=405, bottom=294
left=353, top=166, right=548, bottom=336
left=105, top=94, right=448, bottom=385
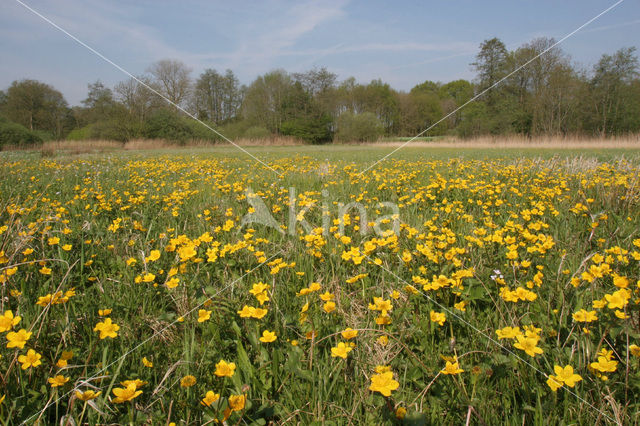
left=1, top=144, right=640, bottom=424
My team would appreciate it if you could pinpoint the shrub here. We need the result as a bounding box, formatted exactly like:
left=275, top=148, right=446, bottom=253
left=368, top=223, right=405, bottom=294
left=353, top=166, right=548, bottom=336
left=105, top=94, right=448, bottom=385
left=334, top=112, right=383, bottom=142
left=281, top=115, right=332, bottom=144
left=184, top=119, right=221, bottom=142
left=217, top=120, right=252, bottom=140
left=66, top=124, right=94, bottom=141
left=243, top=126, right=271, bottom=140
left=143, top=109, right=193, bottom=144
left=0, top=120, right=43, bottom=148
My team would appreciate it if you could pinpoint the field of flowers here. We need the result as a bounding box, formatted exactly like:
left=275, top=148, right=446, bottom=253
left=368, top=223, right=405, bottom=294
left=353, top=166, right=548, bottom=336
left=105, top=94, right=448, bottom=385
left=0, top=146, right=639, bottom=424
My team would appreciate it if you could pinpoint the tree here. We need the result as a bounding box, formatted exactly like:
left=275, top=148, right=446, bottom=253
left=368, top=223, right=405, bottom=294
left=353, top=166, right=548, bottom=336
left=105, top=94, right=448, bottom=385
left=192, top=69, right=242, bottom=124
left=438, top=80, right=474, bottom=128
left=4, top=79, right=69, bottom=138
left=147, top=59, right=192, bottom=107
left=397, top=90, right=443, bottom=135
left=292, top=67, right=337, bottom=96
left=242, top=69, right=293, bottom=133
left=590, top=47, right=639, bottom=135
left=471, top=38, right=521, bottom=134
left=114, top=76, right=159, bottom=122
left=472, top=38, right=509, bottom=109
left=0, top=90, right=7, bottom=116
left=79, top=80, right=117, bottom=124
left=334, top=112, right=383, bottom=142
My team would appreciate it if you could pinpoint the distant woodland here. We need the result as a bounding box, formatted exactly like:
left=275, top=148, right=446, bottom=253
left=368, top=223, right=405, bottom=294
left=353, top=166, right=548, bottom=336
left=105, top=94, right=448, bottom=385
left=1, top=37, right=639, bottom=147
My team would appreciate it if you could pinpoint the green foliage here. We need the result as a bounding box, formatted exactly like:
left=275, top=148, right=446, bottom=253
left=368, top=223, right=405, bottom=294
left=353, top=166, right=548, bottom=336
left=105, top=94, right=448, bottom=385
left=0, top=119, right=43, bottom=148
left=334, top=112, right=383, bottom=142
left=143, top=109, right=194, bottom=143
left=281, top=114, right=332, bottom=144
left=184, top=119, right=221, bottom=142
left=4, top=79, right=69, bottom=139
left=218, top=120, right=252, bottom=140
left=243, top=125, right=271, bottom=140
left=66, top=124, right=94, bottom=141
left=456, top=103, right=490, bottom=138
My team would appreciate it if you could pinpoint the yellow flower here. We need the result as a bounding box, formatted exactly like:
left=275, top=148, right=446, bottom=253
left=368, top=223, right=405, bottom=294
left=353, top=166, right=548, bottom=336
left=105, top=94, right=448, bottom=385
left=369, top=371, right=399, bottom=396
left=259, top=330, right=277, bottom=343
left=430, top=310, right=446, bottom=326
left=39, top=266, right=52, bottom=275
left=441, top=360, right=464, bottom=375
left=615, top=310, right=628, bottom=319
left=197, top=309, right=212, bottom=323
left=147, top=250, right=161, bottom=262
left=126, top=257, right=137, bottom=266
left=142, top=357, right=153, bottom=368
left=0, top=310, right=21, bottom=332
left=319, top=291, right=334, bottom=301
left=496, top=326, right=521, bottom=339
left=18, top=349, right=42, bottom=369
left=48, top=236, right=60, bottom=245
left=112, top=383, right=142, bottom=403
left=201, top=390, right=220, bottom=406
left=228, top=394, right=246, bottom=411
left=142, top=272, right=155, bottom=283
left=120, top=379, right=147, bottom=389
left=454, top=301, right=467, bottom=312
left=375, top=365, right=392, bottom=374
left=590, top=356, right=617, bottom=373
left=166, top=277, right=180, bottom=289
left=323, top=301, right=336, bottom=313
left=592, top=299, right=607, bottom=309
left=98, top=309, right=112, bottom=316
left=546, top=375, right=563, bottom=391
left=630, top=345, right=640, bottom=357
left=331, top=342, right=353, bottom=359
left=341, top=328, right=358, bottom=340
left=6, top=328, right=32, bottom=349
left=48, top=375, right=70, bottom=387
left=178, top=245, right=197, bottom=261
left=605, top=288, right=630, bottom=309
left=93, top=318, right=119, bottom=339
left=75, top=390, right=101, bottom=401
left=553, top=365, right=582, bottom=387
left=513, top=335, right=543, bottom=357
left=572, top=309, right=598, bottom=323
left=214, top=360, right=236, bottom=377
left=237, top=305, right=268, bottom=319
left=180, top=375, right=196, bottom=388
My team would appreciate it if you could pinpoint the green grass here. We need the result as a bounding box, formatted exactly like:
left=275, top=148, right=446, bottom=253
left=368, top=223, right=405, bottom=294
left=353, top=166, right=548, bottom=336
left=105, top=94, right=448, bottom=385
left=0, top=145, right=639, bottom=424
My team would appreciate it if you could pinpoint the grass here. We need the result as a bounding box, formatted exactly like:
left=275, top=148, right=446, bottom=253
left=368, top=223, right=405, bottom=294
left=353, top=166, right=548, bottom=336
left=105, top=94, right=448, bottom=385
left=0, top=144, right=639, bottom=424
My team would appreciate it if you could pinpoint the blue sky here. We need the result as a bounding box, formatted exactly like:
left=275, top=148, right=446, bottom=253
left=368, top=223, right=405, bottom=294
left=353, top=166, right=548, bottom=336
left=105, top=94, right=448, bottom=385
left=1, top=0, right=638, bottom=105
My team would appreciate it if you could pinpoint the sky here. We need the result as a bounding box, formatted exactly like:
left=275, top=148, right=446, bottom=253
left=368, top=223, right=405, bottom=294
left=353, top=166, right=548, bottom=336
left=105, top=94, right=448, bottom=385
left=1, top=0, right=639, bottom=105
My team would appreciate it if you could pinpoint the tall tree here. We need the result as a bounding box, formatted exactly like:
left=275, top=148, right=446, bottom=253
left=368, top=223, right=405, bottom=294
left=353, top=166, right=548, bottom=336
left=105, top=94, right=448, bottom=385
left=147, top=59, right=192, bottom=107
left=5, top=79, right=68, bottom=138
left=590, top=47, right=639, bottom=135
left=242, top=69, right=293, bottom=133
left=79, top=80, right=117, bottom=124
left=114, top=76, right=158, bottom=122
left=472, top=37, right=509, bottom=105
left=192, top=69, right=242, bottom=124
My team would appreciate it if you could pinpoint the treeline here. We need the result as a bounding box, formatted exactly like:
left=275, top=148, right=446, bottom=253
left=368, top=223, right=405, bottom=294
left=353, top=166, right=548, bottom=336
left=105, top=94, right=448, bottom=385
left=1, top=37, right=639, bottom=147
